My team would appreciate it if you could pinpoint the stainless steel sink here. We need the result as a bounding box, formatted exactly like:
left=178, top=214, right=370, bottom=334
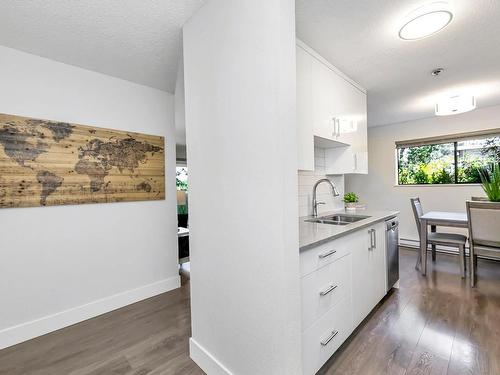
left=305, top=214, right=371, bottom=226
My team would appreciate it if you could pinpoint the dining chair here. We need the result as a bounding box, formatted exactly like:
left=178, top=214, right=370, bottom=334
left=466, top=201, right=500, bottom=287
left=411, top=198, right=468, bottom=277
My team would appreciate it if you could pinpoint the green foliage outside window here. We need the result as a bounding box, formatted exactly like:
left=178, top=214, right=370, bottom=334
left=397, top=136, right=500, bottom=185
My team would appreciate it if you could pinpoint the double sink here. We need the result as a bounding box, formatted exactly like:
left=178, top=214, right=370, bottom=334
left=305, top=214, right=371, bottom=226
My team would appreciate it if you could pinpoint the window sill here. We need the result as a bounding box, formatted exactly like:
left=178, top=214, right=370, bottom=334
left=393, top=183, right=483, bottom=187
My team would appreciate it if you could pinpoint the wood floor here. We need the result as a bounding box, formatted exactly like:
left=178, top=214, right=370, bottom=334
left=321, top=248, right=500, bottom=375
left=1, top=249, right=500, bottom=375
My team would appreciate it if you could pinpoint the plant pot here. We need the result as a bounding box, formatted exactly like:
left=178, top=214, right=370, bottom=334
left=471, top=196, right=490, bottom=201
left=345, top=202, right=357, bottom=211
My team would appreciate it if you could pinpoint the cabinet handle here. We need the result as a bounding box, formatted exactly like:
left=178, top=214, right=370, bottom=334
left=373, top=229, right=377, bottom=249
left=368, top=229, right=376, bottom=251
left=336, top=119, right=340, bottom=137
left=319, top=284, right=338, bottom=296
left=318, top=249, right=337, bottom=259
left=332, top=117, right=337, bottom=137
left=320, top=330, right=339, bottom=346
left=354, top=154, right=358, bottom=171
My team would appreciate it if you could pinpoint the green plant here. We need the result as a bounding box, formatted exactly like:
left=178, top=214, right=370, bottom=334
left=478, top=163, right=500, bottom=202
left=343, top=192, right=359, bottom=203
left=431, top=168, right=453, bottom=184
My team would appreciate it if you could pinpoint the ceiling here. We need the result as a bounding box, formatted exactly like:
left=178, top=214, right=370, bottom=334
left=1, top=1, right=499, bottom=127
left=0, top=0, right=205, bottom=93
left=296, top=0, right=500, bottom=126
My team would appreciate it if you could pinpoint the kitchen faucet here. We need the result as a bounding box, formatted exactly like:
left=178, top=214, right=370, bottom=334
left=312, top=178, right=340, bottom=217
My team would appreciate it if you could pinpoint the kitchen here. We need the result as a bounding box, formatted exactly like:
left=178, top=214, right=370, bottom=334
left=1, top=1, right=500, bottom=375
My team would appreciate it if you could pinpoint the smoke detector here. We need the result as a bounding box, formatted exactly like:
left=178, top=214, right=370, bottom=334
left=431, top=68, right=444, bottom=76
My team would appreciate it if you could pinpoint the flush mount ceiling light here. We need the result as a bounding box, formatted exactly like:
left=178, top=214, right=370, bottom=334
left=399, top=3, right=453, bottom=40
left=435, top=95, right=476, bottom=116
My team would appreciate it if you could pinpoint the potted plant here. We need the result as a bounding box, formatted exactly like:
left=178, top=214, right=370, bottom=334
left=343, top=192, right=359, bottom=211
left=478, top=163, right=500, bottom=202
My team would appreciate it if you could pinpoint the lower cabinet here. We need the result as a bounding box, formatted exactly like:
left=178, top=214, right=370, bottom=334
left=301, top=294, right=352, bottom=375
left=352, top=222, right=386, bottom=326
left=300, top=222, right=387, bottom=375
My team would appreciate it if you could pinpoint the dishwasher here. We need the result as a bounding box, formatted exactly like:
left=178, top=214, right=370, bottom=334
left=385, top=217, right=399, bottom=290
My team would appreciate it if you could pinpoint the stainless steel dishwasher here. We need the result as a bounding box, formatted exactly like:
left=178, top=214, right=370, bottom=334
left=385, top=217, right=399, bottom=290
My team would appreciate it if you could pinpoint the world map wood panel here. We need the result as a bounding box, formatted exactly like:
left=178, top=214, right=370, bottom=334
left=0, top=113, right=165, bottom=208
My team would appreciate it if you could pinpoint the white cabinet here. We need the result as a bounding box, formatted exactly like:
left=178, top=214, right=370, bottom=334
left=311, top=57, right=337, bottom=141
left=325, top=148, right=368, bottom=175
left=301, top=294, right=352, bottom=375
left=296, top=40, right=368, bottom=173
left=300, top=221, right=389, bottom=375
left=351, top=222, right=386, bottom=326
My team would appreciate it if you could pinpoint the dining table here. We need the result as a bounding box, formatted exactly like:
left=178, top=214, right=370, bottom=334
left=419, top=211, right=469, bottom=276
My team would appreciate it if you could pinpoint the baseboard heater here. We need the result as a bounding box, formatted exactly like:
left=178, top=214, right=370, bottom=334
left=400, top=238, right=500, bottom=262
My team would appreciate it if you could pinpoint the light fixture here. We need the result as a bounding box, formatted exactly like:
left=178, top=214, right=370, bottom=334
left=435, top=95, right=476, bottom=116
left=399, top=3, right=453, bottom=40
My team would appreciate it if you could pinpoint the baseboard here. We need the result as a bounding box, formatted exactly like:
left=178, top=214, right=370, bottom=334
left=190, top=337, right=233, bottom=375
left=0, top=275, right=180, bottom=350
left=400, top=237, right=468, bottom=254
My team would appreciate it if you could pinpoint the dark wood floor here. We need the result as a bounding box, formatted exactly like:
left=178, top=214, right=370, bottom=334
left=1, top=249, right=500, bottom=375
left=0, top=270, right=204, bottom=375
left=321, top=248, right=500, bottom=375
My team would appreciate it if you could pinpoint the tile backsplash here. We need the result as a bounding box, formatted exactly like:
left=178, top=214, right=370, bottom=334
left=298, top=148, right=344, bottom=217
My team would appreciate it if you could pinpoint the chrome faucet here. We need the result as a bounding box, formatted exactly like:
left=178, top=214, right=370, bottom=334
left=312, top=178, right=340, bottom=217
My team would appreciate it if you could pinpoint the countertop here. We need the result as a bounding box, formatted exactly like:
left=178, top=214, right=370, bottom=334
left=299, top=209, right=399, bottom=251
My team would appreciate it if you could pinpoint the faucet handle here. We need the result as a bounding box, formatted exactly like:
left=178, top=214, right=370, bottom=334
left=315, top=201, right=326, bottom=206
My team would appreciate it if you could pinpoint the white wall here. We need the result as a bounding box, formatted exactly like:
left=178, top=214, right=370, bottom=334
left=346, top=105, right=500, bottom=244
left=298, top=148, right=344, bottom=217
left=0, top=46, right=179, bottom=349
left=174, top=46, right=186, bottom=146
left=183, top=0, right=301, bottom=374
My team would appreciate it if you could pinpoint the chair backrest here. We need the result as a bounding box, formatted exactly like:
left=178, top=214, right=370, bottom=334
left=466, top=201, right=500, bottom=248
left=411, top=198, right=424, bottom=236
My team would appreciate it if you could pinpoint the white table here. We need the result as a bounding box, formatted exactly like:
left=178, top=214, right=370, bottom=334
left=419, top=211, right=468, bottom=276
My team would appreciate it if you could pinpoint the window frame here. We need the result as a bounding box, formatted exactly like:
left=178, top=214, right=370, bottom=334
left=395, top=129, right=500, bottom=186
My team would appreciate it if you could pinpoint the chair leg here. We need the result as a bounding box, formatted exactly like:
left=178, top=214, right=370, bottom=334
left=458, top=244, right=466, bottom=278
left=470, top=253, right=476, bottom=287
left=415, top=244, right=424, bottom=270
left=431, top=225, right=437, bottom=261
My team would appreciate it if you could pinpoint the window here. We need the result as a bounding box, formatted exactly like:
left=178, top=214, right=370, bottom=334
left=396, top=132, right=500, bottom=185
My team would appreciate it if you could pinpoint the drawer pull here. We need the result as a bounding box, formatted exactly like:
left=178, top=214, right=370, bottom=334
left=319, top=284, right=338, bottom=296
left=318, top=249, right=337, bottom=259
left=320, top=330, right=339, bottom=346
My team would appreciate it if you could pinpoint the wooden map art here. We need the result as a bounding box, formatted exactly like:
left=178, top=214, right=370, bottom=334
left=0, top=113, right=165, bottom=208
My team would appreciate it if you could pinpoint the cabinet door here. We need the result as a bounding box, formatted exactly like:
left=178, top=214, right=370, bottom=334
left=350, top=230, right=373, bottom=326
left=351, top=224, right=387, bottom=326
left=370, top=223, right=387, bottom=300
left=311, top=58, right=335, bottom=140
left=296, top=46, right=314, bottom=171
left=333, top=78, right=367, bottom=147
left=324, top=148, right=368, bottom=175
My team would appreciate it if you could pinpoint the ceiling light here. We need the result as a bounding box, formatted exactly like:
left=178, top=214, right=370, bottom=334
left=399, top=4, right=453, bottom=40
left=435, top=95, right=476, bottom=116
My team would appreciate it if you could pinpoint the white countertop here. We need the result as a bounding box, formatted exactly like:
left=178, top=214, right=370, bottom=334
left=299, top=208, right=399, bottom=251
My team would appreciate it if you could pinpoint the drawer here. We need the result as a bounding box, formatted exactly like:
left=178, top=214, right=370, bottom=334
left=301, top=253, right=352, bottom=330
left=300, top=233, right=353, bottom=277
left=302, top=296, right=353, bottom=375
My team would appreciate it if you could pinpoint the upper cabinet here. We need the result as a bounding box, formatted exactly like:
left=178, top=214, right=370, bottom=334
left=296, top=40, right=368, bottom=174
